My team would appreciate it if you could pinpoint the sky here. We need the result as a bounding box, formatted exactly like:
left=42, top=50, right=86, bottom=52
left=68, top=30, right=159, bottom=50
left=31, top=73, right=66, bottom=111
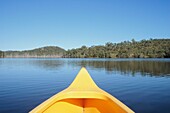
left=0, top=0, right=170, bottom=51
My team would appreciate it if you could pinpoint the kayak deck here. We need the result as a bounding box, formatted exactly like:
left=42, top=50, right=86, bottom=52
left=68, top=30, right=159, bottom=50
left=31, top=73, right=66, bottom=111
left=30, top=67, right=134, bottom=113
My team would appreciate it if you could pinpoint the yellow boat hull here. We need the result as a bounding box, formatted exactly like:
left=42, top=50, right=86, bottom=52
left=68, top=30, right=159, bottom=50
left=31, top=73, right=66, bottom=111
left=30, top=67, right=134, bottom=113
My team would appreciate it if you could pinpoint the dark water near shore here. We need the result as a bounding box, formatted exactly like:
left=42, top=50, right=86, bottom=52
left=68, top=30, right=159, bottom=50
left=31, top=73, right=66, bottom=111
left=0, top=58, right=170, bottom=113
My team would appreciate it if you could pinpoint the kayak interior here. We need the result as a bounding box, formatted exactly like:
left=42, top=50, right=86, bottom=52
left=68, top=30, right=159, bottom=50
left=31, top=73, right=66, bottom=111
left=41, top=98, right=128, bottom=113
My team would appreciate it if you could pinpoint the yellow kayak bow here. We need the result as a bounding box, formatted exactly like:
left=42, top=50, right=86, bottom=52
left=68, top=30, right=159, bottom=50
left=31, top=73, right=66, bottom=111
left=30, top=67, right=134, bottom=113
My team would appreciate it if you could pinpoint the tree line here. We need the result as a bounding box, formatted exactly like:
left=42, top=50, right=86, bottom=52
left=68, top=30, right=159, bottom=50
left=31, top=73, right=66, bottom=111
left=63, top=39, right=170, bottom=58
left=0, top=39, right=170, bottom=58
left=2, top=46, right=66, bottom=58
left=0, top=51, right=4, bottom=58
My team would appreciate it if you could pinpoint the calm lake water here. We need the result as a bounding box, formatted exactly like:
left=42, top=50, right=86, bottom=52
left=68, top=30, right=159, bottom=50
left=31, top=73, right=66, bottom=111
left=0, top=58, right=170, bottom=113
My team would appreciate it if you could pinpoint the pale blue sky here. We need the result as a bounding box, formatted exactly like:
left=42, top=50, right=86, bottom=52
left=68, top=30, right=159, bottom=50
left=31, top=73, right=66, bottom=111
left=0, top=0, right=170, bottom=50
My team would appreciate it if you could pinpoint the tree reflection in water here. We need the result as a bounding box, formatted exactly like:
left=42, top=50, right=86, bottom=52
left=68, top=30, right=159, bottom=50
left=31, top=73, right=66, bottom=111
left=21, top=58, right=170, bottom=77
left=66, top=59, right=170, bottom=77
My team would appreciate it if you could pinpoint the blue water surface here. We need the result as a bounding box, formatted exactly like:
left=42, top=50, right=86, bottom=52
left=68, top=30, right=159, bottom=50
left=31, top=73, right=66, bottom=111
left=0, top=58, right=170, bottom=113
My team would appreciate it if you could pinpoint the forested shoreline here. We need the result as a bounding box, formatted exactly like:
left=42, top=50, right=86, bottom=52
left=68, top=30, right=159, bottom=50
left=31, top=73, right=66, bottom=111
left=64, top=39, right=170, bottom=58
left=0, top=51, right=4, bottom=58
left=0, top=39, right=170, bottom=58
left=0, top=46, right=66, bottom=58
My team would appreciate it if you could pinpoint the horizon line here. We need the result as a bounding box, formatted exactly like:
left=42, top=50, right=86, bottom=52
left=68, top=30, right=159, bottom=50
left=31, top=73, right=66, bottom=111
left=1, top=38, right=169, bottom=51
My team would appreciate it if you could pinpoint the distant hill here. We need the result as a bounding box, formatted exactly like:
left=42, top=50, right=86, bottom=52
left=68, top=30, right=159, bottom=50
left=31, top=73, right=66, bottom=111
left=63, top=39, right=170, bottom=58
left=4, top=46, right=66, bottom=58
left=1, top=39, right=170, bottom=58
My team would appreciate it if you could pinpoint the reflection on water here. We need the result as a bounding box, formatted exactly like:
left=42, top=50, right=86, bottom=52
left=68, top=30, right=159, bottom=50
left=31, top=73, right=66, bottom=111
left=66, top=59, right=170, bottom=77
left=0, top=58, right=170, bottom=113
left=29, top=59, right=65, bottom=70
left=1, top=58, right=169, bottom=77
